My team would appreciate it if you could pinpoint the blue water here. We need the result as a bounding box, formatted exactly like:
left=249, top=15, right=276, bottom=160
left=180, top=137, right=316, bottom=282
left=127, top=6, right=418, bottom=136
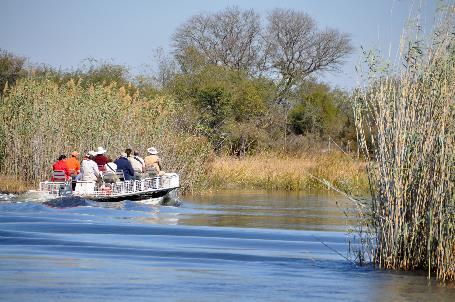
left=0, top=191, right=453, bottom=301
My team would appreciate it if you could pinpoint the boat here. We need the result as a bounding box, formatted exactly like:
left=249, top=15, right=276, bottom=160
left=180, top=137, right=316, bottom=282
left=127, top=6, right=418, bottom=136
left=39, top=172, right=180, bottom=204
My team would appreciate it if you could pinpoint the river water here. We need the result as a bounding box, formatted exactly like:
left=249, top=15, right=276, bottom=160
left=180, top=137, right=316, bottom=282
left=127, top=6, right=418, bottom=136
left=0, top=191, right=453, bottom=301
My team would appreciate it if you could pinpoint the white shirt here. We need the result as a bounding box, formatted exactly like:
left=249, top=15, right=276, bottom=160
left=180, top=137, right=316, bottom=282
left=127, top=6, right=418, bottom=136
left=80, top=159, right=100, bottom=181
left=135, top=156, right=145, bottom=166
left=104, top=162, right=118, bottom=173
left=128, top=156, right=144, bottom=172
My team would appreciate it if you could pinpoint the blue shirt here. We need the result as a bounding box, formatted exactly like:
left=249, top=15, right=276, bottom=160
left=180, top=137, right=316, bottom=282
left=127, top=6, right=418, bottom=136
left=114, top=157, right=135, bottom=180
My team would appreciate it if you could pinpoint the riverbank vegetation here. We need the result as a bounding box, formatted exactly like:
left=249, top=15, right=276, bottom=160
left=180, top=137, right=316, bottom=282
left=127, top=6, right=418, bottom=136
left=0, top=78, right=212, bottom=193
left=206, top=152, right=367, bottom=194
left=0, top=7, right=359, bottom=194
left=354, top=6, right=455, bottom=281
left=0, top=175, right=32, bottom=194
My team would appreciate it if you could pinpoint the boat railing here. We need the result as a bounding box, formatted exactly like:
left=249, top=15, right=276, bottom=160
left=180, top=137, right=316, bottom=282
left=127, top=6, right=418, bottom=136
left=39, top=181, right=69, bottom=195
left=39, top=173, right=179, bottom=197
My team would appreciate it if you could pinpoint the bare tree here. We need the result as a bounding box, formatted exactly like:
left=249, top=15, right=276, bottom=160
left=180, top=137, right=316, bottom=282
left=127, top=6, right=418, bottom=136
left=172, top=6, right=263, bottom=74
left=172, top=7, right=353, bottom=97
left=153, top=47, right=178, bottom=88
left=264, top=9, right=353, bottom=97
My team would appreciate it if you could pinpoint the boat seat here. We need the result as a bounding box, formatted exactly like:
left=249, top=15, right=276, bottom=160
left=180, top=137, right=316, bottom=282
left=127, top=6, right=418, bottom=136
left=103, top=171, right=120, bottom=183
left=115, top=170, right=125, bottom=181
left=52, top=170, right=67, bottom=182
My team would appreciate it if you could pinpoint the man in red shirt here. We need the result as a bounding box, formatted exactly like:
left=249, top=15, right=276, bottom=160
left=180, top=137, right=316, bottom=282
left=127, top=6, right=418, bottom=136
left=52, top=155, right=71, bottom=180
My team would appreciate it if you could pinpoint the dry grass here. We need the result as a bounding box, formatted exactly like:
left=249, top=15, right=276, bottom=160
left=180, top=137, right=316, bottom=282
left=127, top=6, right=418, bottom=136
left=206, top=151, right=368, bottom=194
left=0, top=175, right=33, bottom=194
left=354, top=5, right=455, bottom=281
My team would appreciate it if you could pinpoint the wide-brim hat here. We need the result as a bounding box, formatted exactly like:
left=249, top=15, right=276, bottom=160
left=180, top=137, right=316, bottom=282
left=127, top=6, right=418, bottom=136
left=96, top=146, right=107, bottom=155
left=88, top=150, right=97, bottom=157
left=147, top=147, right=158, bottom=155
left=71, top=151, right=80, bottom=156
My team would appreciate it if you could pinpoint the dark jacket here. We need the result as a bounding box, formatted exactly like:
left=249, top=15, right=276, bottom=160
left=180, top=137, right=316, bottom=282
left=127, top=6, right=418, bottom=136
left=114, top=157, right=135, bottom=180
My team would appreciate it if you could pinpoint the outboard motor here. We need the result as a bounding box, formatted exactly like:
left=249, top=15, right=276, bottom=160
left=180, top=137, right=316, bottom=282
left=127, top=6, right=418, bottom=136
left=160, top=189, right=181, bottom=207
left=58, top=183, right=73, bottom=197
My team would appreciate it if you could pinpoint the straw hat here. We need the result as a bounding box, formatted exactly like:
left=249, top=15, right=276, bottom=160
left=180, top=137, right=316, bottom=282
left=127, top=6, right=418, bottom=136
left=147, top=147, right=158, bottom=155
left=71, top=151, right=80, bottom=157
left=96, top=146, right=107, bottom=155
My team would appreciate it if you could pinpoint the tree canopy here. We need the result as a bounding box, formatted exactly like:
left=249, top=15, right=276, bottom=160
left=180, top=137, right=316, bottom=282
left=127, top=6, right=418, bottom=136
left=172, top=7, right=353, bottom=97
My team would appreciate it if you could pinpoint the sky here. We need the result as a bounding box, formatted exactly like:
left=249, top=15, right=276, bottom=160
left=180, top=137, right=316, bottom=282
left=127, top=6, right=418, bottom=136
left=0, top=0, right=438, bottom=90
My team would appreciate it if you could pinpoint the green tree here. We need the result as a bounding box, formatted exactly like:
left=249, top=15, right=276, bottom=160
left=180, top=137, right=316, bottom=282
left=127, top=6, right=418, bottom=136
left=289, top=83, right=342, bottom=137
left=169, top=63, right=275, bottom=153
left=73, top=59, right=130, bottom=87
left=0, top=49, right=27, bottom=95
left=197, top=86, right=231, bottom=131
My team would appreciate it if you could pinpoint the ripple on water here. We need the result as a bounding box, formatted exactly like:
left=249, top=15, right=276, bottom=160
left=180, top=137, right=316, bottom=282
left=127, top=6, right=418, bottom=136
left=0, top=191, right=453, bottom=302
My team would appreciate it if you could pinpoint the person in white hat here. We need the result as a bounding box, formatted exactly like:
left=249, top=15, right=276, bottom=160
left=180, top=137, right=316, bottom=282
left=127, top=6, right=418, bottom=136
left=80, top=151, right=100, bottom=181
left=93, top=146, right=108, bottom=171
left=144, top=147, right=163, bottom=175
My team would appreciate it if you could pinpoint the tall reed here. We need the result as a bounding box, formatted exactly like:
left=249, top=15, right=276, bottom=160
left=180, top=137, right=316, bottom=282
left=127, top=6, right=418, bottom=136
left=0, top=78, right=213, bottom=193
left=354, top=6, right=455, bottom=280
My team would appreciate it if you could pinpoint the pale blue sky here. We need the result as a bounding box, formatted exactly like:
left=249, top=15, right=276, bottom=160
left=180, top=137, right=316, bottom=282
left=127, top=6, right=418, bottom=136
left=0, top=0, right=437, bottom=89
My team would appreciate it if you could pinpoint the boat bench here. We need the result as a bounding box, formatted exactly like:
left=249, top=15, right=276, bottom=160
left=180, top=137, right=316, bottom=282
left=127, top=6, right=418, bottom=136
left=102, top=171, right=124, bottom=183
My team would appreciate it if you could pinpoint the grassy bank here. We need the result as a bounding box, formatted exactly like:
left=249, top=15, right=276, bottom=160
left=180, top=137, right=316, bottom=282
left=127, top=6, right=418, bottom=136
left=0, top=175, right=33, bottom=194
left=205, top=151, right=368, bottom=194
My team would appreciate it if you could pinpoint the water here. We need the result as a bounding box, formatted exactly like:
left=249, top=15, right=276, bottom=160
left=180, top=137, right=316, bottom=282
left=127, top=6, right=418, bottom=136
left=0, top=191, right=453, bottom=301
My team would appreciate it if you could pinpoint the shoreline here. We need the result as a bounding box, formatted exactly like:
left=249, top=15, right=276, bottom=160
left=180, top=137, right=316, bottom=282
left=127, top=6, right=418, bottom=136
left=0, top=151, right=368, bottom=196
left=204, top=151, right=368, bottom=195
left=0, top=175, right=34, bottom=195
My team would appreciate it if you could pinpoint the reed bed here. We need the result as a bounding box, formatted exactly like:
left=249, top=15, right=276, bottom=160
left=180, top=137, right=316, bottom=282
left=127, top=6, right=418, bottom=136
left=0, top=78, right=212, bottom=193
left=354, top=8, right=455, bottom=281
left=0, top=175, right=33, bottom=194
left=206, top=151, right=368, bottom=194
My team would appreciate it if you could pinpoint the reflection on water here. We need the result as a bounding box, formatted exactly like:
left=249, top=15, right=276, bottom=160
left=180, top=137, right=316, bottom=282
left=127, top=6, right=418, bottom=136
left=183, top=190, right=356, bottom=231
left=0, top=191, right=453, bottom=302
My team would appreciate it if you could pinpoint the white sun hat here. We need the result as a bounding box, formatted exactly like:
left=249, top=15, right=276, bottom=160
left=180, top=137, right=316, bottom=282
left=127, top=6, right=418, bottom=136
left=88, top=150, right=97, bottom=157
left=147, top=147, right=158, bottom=155
left=96, top=146, right=107, bottom=155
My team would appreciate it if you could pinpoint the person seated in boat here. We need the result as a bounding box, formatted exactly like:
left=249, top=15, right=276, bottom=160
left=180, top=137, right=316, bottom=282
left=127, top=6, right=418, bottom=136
left=80, top=151, right=101, bottom=182
left=66, top=151, right=81, bottom=177
left=114, top=152, right=135, bottom=181
left=104, top=158, right=117, bottom=174
left=52, top=154, right=71, bottom=180
left=66, top=151, right=81, bottom=189
left=144, top=147, right=164, bottom=176
left=93, top=146, right=109, bottom=172
left=103, top=159, right=119, bottom=183
left=127, top=149, right=145, bottom=178
left=126, top=148, right=140, bottom=172
left=133, top=151, right=145, bottom=172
